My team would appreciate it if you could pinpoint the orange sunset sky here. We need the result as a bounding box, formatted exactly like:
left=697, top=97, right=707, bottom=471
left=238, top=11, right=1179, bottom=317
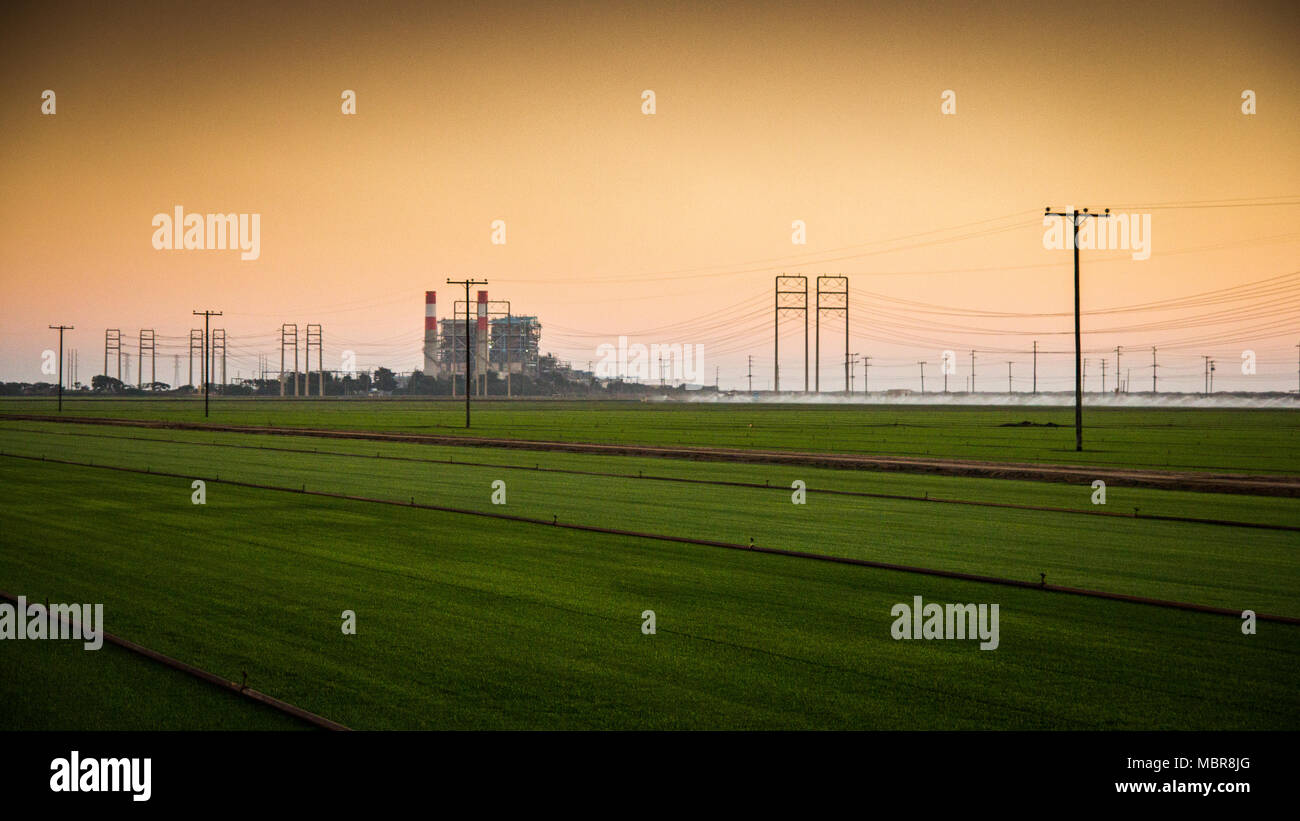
left=2, top=0, right=1298, bottom=392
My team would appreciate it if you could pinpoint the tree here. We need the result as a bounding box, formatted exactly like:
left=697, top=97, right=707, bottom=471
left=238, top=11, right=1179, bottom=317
left=373, top=367, right=396, bottom=392
left=403, top=370, right=442, bottom=395
left=92, top=374, right=125, bottom=393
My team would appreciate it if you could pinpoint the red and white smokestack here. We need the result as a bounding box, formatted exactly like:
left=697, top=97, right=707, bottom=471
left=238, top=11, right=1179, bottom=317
left=476, top=290, right=489, bottom=377
left=423, top=291, right=438, bottom=374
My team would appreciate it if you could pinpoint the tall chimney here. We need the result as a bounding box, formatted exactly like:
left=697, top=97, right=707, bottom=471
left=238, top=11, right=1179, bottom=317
left=423, top=291, right=439, bottom=375
left=477, top=290, right=488, bottom=393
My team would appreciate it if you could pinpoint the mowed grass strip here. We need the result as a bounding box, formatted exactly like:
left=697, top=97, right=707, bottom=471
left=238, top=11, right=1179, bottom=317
left=7, top=421, right=1300, bottom=527
left=3, top=397, right=1297, bottom=474
left=1, top=459, right=1296, bottom=730
left=0, top=635, right=310, bottom=730
left=4, top=426, right=1296, bottom=616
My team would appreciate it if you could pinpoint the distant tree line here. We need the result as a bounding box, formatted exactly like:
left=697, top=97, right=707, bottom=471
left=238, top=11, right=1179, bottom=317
left=0, top=355, right=716, bottom=398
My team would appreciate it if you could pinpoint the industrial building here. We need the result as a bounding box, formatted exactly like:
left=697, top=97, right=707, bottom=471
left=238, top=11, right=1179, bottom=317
left=489, top=315, right=540, bottom=375
left=422, top=290, right=541, bottom=380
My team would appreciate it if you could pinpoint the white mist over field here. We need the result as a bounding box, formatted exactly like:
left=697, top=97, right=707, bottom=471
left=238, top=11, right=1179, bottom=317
left=670, top=392, right=1300, bottom=410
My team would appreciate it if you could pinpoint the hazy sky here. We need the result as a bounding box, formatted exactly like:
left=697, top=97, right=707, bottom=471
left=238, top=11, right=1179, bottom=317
left=2, top=0, right=1297, bottom=391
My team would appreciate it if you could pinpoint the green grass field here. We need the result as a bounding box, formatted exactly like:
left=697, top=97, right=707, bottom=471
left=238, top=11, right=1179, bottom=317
left=0, top=633, right=309, bottom=731
left=2, top=457, right=1296, bottom=730
left=4, top=396, right=1298, bottom=473
left=1, top=401, right=1297, bottom=730
left=2, top=422, right=1296, bottom=615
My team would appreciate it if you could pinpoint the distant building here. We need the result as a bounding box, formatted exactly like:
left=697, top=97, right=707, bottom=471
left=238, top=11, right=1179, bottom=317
left=425, top=290, right=541, bottom=379
left=489, top=316, right=541, bottom=376
left=437, top=317, right=480, bottom=371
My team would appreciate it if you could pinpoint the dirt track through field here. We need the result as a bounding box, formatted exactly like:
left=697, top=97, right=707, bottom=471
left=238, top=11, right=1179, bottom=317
left=6, top=413, right=1300, bottom=496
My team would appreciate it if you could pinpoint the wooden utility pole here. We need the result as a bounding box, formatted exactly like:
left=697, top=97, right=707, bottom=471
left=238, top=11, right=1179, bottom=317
left=193, top=311, right=222, bottom=417
left=447, top=278, right=487, bottom=428
left=1032, top=340, right=1037, bottom=394
left=49, top=325, right=73, bottom=411
left=1045, top=206, right=1111, bottom=451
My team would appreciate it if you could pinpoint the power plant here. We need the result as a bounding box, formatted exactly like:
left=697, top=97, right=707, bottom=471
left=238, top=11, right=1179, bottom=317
left=423, top=289, right=541, bottom=392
